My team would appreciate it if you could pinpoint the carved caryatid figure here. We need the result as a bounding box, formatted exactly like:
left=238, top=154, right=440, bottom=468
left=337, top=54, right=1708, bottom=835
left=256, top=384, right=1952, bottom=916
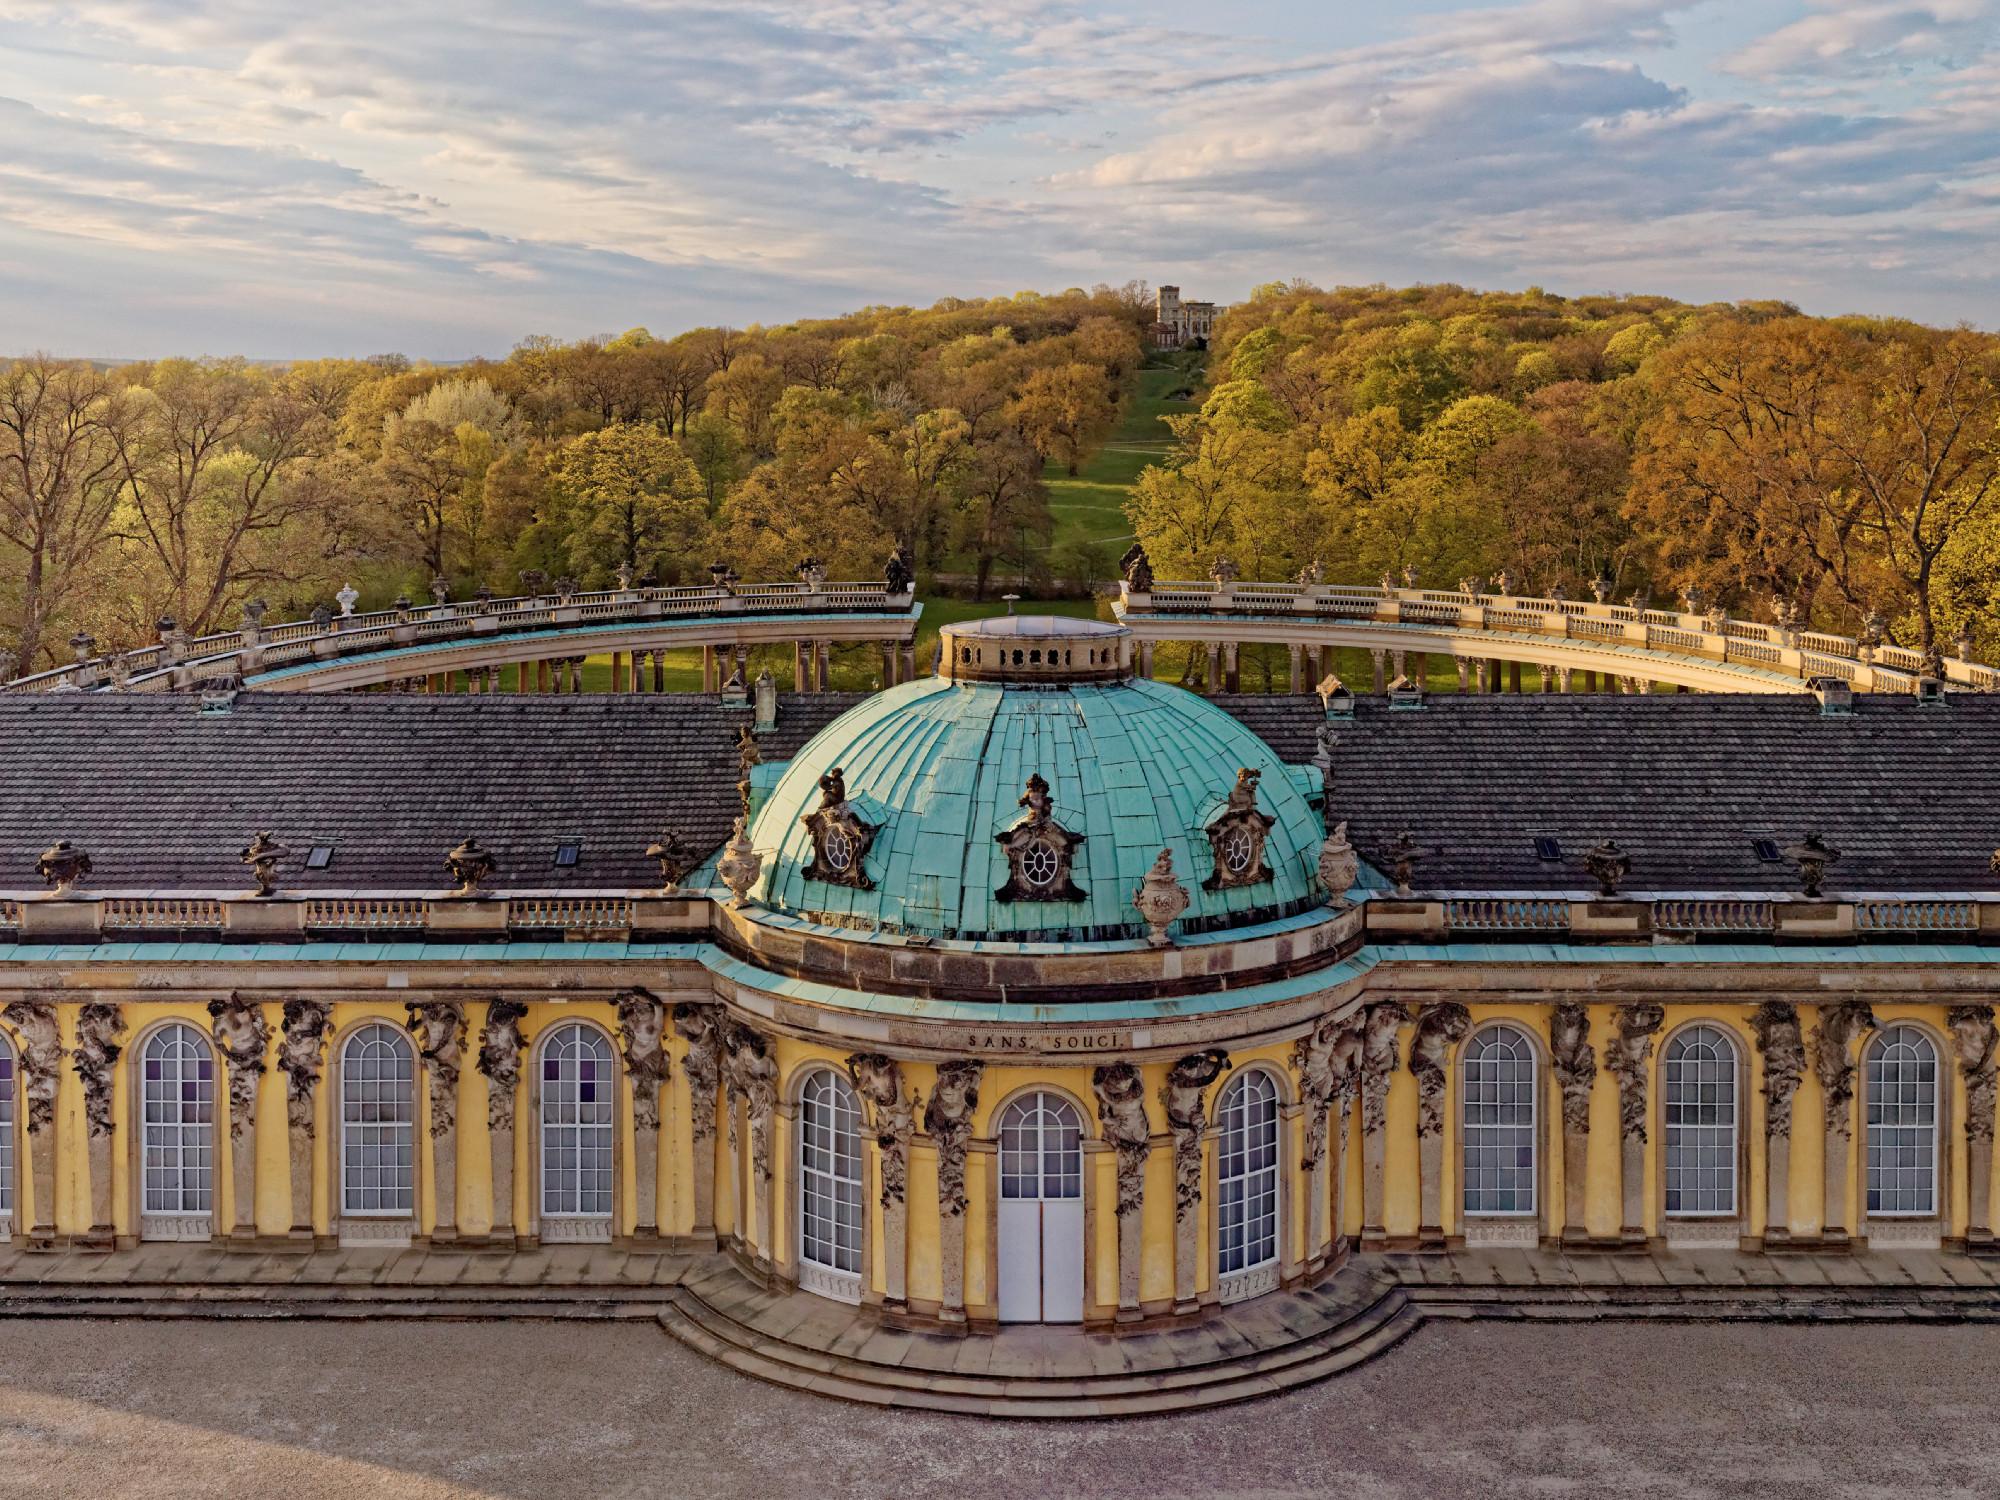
left=994, top=773, right=1087, bottom=903
left=3, top=1001, right=60, bottom=1134
left=1359, top=1001, right=1411, bottom=1133
left=1549, top=1001, right=1597, bottom=1135
left=1295, top=1012, right=1360, bottom=1169
left=239, top=831, right=291, bottom=898
left=478, top=1000, right=529, bottom=1131
left=1813, top=1000, right=1878, bottom=1136
left=278, top=999, right=332, bottom=1134
left=801, top=766, right=879, bottom=890
left=672, top=1003, right=725, bottom=1145
left=72, top=1003, right=124, bottom=1139
left=1605, top=1002, right=1665, bottom=1140
left=1409, top=1003, right=1472, bottom=1138
left=1751, top=1001, right=1808, bottom=1138
left=1161, top=1049, right=1230, bottom=1219
left=1093, top=1062, right=1152, bottom=1219
left=405, top=1001, right=466, bottom=1137
left=207, top=996, right=270, bottom=1138
left=1951, top=1004, right=1999, bottom=1144
left=1204, top=767, right=1278, bottom=892
left=725, top=1024, right=779, bottom=1181
left=923, top=1061, right=982, bottom=1217
left=616, top=989, right=671, bottom=1133
left=846, top=1053, right=915, bottom=1207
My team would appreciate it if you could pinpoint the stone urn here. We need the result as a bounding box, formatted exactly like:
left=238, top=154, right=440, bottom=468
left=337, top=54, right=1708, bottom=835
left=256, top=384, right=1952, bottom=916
left=1317, top=821, right=1358, bottom=907
left=1132, top=848, right=1190, bottom=948
left=717, top=817, right=764, bottom=909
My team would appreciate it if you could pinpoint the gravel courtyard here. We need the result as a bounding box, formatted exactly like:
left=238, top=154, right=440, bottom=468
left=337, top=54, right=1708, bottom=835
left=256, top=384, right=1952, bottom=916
left=0, top=1316, right=1994, bottom=1500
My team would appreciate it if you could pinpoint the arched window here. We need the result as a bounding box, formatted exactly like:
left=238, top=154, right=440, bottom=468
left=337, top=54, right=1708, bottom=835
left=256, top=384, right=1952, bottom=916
left=798, top=1070, right=863, bottom=1296
left=999, top=1092, right=1083, bottom=1202
left=0, top=1032, right=13, bottom=1231
left=341, top=1022, right=415, bottom=1217
left=1216, top=1070, right=1280, bottom=1300
left=1462, top=1026, right=1536, bottom=1216
left=1664, top=1025, right=1737, bottom=1216
left=1867, top=1026, right=1938, bottom=1217
left=540, top=1023, right=614, bottom=1223
left=140, top=1022, right=215, bottom=1234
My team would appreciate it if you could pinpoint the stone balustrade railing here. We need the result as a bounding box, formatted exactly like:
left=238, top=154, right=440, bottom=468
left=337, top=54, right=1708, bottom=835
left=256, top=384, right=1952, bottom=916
left=2, top=887, right=1996, bottom=949
left=1118, top=578, right=1997, bottom=692
left=3, top=578, right=916, bottom=693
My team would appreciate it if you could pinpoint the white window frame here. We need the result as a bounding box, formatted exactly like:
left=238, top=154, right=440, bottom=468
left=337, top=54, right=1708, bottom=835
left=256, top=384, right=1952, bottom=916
left=1866, top=1025, right=1939, bottom=1219
left=339, top=1021, right=416, bottom=1223
left=538, top=1022, right=615, bottom=1240
left=138, top=1021, right=216, bottom=1239
left=1461, top=1025, right=1538, bottom=1219
left=0, top=1032, right=13, bottom=1239
left=1215, top=1069, right=1280, bottom=1303
left=797, top=1068, right=864, bottom=1302
left=1663, top=1024, right=1739, bottom=1219
left=998, top=1093, right=1084, bottom=1203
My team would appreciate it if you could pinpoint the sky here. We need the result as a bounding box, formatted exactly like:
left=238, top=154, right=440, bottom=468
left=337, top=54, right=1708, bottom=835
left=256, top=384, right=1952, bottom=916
left=0, top=0, right=1996, bottom=359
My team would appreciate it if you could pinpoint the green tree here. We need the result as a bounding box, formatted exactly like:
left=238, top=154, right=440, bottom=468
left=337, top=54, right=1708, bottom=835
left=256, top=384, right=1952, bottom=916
left=543, top=423, right=706, bottom=583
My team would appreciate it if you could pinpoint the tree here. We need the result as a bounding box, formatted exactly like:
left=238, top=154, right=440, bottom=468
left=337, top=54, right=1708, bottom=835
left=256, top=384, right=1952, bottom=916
left=954, top=435, right=1049, bottom=598
left=543, top=424, right=706, bottom=583
left=1008, top=362, right=1116, bottom=475
left=0, top=358, right=131, bottom=666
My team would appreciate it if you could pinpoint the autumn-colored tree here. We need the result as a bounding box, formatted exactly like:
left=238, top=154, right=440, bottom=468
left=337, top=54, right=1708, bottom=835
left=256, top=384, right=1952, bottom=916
left=1009, top=362, right=1116, bottom=475
left=543, top=424, right=706, bottom=584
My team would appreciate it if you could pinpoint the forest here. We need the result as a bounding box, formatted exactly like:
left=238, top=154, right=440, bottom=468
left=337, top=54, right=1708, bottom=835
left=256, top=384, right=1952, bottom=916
left=3, top=278, right=1998, bottom=675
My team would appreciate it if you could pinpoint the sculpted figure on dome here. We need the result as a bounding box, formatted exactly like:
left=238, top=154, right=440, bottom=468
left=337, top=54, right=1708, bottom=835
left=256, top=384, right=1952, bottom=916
left=994, top=772, right=1087, bottom=903
left=1204, top=767, right=1277, bottom=892
left=801, top=765, right=879, bottom=891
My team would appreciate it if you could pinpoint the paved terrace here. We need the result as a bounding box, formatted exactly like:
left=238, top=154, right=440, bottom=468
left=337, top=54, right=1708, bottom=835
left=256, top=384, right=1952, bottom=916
left=1114, top=571, right=1999, bottom=696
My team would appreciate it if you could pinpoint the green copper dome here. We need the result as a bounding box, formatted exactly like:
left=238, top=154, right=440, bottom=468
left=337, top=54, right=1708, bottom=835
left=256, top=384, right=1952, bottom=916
left=749, top=622, right=1326, bottom=943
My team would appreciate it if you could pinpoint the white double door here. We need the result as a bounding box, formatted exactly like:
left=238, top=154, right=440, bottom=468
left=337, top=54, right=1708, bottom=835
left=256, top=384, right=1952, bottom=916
left=997, top=1093, right=1085, bottom=1323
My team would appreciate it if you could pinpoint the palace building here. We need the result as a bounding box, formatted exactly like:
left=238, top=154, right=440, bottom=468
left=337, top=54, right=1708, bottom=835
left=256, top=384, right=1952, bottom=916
left=3, top=594, right=2000, bottom=1388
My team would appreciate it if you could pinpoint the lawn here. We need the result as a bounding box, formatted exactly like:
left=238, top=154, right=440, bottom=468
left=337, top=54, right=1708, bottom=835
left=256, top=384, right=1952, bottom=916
left=1041, top=361, right=1193, bottom=567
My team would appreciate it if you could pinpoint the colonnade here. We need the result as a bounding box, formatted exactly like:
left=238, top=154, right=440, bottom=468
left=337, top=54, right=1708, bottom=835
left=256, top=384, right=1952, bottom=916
left=358, top=638, right=920, bottom=696
left=1132, top=639, right=1684, bottom=698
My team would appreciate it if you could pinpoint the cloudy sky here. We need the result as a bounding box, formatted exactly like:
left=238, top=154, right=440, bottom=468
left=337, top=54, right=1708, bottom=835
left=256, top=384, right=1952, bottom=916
left=1, top=0, right=1995, bottom=358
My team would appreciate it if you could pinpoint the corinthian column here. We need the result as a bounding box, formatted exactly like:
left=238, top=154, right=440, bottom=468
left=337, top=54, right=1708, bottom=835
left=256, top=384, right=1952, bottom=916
left=846, top=1054, right=914, bottom=1308
left=1549, top=1002, right=1596, bottom=1243
left=1358, top=1001, right=1409, bottom=1246
left=2, top=1001, right=60, bottom=1245
left=672, top=1003, right=724, bottom=1242
left=209, top=995, right=271, bottom=1243
left=617, top=990, right=671, bottom=1240
left=1814, top=1001, right=1876, bottom=1240
left=1604, top=1002, right=1664, bottom=1242
left=1952, top=1005, right=1998, bottom=1249
left=1409, top=1004, right=1469, bottom=1246
left=924, top=1061, right=981, bottom=1323
left=477, top=1000, right=527, bottom=1246
left=406, top=1001, right=466, bottom=1243
left=73, top=1002, right=124, bottom=1246
left=279, top=1000, right=331, bottom=1244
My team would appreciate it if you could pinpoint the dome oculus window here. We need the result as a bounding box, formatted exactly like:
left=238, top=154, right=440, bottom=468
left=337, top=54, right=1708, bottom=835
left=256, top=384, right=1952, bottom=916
left=1204, top=767, right=1277, bottom=891
left=800, top=765, right=879, bottom=891
left=995, top=773, right=1087, bottom=903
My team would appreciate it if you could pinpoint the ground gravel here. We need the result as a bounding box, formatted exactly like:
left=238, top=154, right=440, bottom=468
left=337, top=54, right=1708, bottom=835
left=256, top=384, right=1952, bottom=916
left=0, top=1316, right=1994, bottom=1499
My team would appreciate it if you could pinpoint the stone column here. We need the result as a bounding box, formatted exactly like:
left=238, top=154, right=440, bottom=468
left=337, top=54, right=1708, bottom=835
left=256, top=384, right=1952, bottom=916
left=278, top=1000, right=333, bottom=1243
left=793, top=641, right=809, bottom=692
left=477, top=1000, right=527, bottom=1246
left=814, top=641, right=830, bottom=691
left=209, top=995, right=272, bottom=1243
left=1509, top=661, right=1523, bottom=693
left=880, top=641, right=897, bottom=688
left=617, top=990, right=671, bottom=1240
left=673, top=1003, right=724, bottom=1241
left=1295, top=1014, right=1359, bottom=1271
left=900, top=642, right=916, bottom=683
left=1454, top=657, right=1469, bottom=692
left=72, top=1002, right=123, bottom=1245
left=1287, top=642, right=1304, bottom=693
left=1370, top=649, right=1386, bottom=693
left=1549, top=1002, right=1596, bottom=1242
left=1605, top=1002, right=1664, bottom=1241
left=1952, top=1005, right=1998, bottom=1248
left=1750, top=1002, right=1805, bottom=1243
left=1203, top=642, right=1221, bottom=695
left=1411, top=652, right=1427, bottom=689
left=1814, top=1001, right=1877, bottom=1240
left=1359, top=1001, right=1410, bottom=1246
left=1160, top=1050, right=1229, bottom=1311
left=1222, top=641, right=1240, bottom=693
left=1140, top=640, right=1157, bottom=679
left=406, top=1001, right=466, bottom=1244
left=924, top=1061, right=982, bottom=1323
left=702, top=644, right=718, bottom=692
left=1095, top=1062, right=1153, bottom=1321
left=1409, top=1004, right=1470, bottom=1247
left=847, top=1054, right=914, bottom=1308
left=3, top=1001, right=60, bottom=1244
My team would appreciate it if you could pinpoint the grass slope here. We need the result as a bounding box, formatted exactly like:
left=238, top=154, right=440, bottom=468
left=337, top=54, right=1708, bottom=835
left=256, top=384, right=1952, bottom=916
left=1041, top=363, right=1188, bottom=564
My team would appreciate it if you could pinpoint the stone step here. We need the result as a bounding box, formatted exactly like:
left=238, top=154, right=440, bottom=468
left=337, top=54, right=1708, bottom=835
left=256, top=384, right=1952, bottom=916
left=655, top=1278, right=1419, bottom=1415
left=0, top=1282, right=664, bottom=1319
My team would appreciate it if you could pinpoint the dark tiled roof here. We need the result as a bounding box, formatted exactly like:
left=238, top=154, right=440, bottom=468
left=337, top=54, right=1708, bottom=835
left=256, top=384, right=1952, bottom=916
left=1214, top=691, right=2000, bottom=893
left=0, top=692, right=860, bottom=892
left=3, top=688, right=1993, bottom=897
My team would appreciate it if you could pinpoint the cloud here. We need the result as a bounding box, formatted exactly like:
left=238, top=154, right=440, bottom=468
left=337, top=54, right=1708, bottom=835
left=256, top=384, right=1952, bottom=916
left=0, top=0, right=1996, bottom=356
